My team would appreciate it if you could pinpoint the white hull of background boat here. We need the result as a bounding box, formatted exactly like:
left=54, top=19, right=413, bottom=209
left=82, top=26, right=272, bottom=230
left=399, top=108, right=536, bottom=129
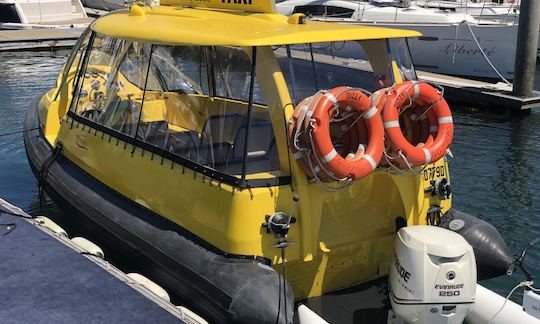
left=361, top=22, right=518, bottom=80
left=0, top=22, right=89, bottom=30
left=277, top=0, right=529, bottom=80
left=0, top=0, right=90, bottom=30
left=317, top=21, right=518, bottom=80
left=410, top=0, right=520, bottom=22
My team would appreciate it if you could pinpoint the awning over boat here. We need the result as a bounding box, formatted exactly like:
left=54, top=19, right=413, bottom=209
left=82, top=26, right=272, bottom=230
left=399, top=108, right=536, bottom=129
left=91, top=6, right=421, bottom=46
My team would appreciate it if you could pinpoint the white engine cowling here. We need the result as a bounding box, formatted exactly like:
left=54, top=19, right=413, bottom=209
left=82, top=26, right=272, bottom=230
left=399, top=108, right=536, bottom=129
left=389, top=225, right=477, bottom=324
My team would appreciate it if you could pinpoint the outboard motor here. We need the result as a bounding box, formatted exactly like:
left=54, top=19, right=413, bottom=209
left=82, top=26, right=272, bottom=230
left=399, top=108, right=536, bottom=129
left=390, top=226, right=476, bottom=324
left=439, top=208, right=515, bottom=280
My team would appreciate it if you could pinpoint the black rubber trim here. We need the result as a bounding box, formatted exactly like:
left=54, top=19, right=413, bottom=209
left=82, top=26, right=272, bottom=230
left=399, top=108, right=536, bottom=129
left=66, top=111, right=292, bottom=189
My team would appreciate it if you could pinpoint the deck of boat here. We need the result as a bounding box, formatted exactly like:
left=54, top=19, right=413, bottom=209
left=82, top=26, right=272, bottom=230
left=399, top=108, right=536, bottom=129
left=0, top=198, right=186, bottom=323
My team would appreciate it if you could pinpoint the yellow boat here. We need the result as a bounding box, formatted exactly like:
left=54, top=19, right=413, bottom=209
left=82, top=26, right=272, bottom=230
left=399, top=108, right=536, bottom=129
left=23, top=0, right=504, bottom=322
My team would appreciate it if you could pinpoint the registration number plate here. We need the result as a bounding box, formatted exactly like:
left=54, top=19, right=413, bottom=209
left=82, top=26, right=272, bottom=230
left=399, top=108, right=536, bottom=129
left=422, top=165, right=446, bottom=182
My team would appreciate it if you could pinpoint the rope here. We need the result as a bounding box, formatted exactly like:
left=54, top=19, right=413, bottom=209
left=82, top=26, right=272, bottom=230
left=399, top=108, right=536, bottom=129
left=451, top=22, right=460, bottom=65
left=465, top=22, right=511, bottom=85
left=399, top=81, right=445, bottom=136
left=380, top=81, right=444, bottom=172
left=0, top=127, right=39, bottom=137
left=488, top=280, right=538, bottom=324
left=38, top=143, right=63, bottom=209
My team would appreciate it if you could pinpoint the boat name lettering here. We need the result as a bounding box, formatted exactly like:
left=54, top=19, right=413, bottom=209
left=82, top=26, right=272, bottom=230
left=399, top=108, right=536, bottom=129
left=394, top=255, right=411, bottom=283
left=442, top=44, right=495, bottom=57
left=423, top=165, right=445, bottom=181
left=346, top=92, right=360, bottom=101
left=435, top=283, right=463, bottom=289
left=221, top=0, right=253, bottom=4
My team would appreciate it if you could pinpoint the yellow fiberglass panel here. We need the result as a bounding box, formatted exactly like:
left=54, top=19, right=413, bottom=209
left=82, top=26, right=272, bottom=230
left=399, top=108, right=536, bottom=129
left=57, top=117, right=302, bottom=260
left=91, top=6, right=420, bottom=47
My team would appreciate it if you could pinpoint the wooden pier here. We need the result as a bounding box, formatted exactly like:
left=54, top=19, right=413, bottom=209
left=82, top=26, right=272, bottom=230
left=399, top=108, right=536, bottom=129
left=417, top=71, right=540, bottom=112
left=0, top=29, right=82, bottom=51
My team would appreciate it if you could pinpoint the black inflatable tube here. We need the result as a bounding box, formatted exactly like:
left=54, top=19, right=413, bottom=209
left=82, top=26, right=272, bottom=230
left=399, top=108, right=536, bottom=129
left=440, top=208, right=515, bottom=280
left=24, top=97, right=294, bottom=324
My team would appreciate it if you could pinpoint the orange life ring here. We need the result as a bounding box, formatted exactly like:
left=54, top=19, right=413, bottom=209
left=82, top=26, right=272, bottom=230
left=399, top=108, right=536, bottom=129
left=382, top=81, right=453, bottom=166
left=308, top=87, right=384, bottom=180
left=289, top=94, right=333, bottom=181
left=289, top=94, right=366, bottom=182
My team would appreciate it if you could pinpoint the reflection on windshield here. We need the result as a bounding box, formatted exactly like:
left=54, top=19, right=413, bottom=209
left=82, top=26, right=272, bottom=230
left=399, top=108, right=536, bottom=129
left=275, top=40, right=400, bottom=104
left=152, top=46, right=205, bottom=94
left=388, top=38, right=417, bottom=82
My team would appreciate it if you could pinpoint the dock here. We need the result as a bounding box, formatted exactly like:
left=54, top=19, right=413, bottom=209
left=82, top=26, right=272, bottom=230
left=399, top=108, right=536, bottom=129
left=417, top=70, right=540, bottom=112
left=0, top=198, right=201, bottom=323
left=285, top=48, right=540, bottom=113
left=0, top=29, right=82, bottom=51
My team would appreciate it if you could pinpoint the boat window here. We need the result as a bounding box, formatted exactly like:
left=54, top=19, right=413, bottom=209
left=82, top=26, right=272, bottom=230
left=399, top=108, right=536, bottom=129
left=150, top=46, right=207, bottom=94
left=70, top=37, right=281, bottom=184
left=71, top=33, right=153, bottom=137
left=136, top=45, right=279, bottom=177
left=0, top=4, right=21, bottom=23
left=210, top=46, right=267, bottom=104
left=292, top=5, right=355, bottom=19
left=275, top=40, right=393, bottom=104
left=53, top=28, right=92, bottom=102
left=388, top=38, right=417, bottom=81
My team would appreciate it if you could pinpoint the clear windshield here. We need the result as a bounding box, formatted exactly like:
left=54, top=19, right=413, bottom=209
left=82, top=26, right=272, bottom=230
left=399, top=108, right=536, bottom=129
left=277, top=39, right=416, bottom=104
left=71, top=33, right=279, bottom=180
left=388, top=38, right=417, bottom=82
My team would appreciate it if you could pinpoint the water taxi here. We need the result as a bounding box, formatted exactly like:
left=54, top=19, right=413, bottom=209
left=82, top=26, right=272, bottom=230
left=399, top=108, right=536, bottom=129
left=24, top=0, right=528, bottom=323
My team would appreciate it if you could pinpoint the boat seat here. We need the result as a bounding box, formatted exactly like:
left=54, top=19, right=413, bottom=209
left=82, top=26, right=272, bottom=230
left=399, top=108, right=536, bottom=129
left=139, top=121, right=169, bottom=148
left=138, top=113, right=279, bottom=175
left=217, top=120, right=277, bottom=174
left=165, top=130, right=200, bottom=161
left=197, top=113, right=244, bottom=166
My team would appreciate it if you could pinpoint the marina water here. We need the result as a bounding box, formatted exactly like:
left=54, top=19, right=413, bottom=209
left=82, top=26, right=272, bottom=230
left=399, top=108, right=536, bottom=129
left=1, top=51, right=538, bottom=304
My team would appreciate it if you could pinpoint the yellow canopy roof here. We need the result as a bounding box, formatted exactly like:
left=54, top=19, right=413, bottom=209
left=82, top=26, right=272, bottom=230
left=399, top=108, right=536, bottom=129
left=91, top=5, right=421, bottom=46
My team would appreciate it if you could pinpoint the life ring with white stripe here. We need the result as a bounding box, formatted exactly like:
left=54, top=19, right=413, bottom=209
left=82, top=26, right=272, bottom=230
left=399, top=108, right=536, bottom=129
left=307, top=86, right=384, bottom=180
left=290, top=93, right=366, bottom=182
left=289, top=94, right=333, bottom=181
left=382, top=81, right=453, bottom=166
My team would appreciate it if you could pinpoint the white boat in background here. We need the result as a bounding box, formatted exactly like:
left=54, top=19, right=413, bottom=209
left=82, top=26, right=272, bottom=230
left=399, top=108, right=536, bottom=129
left=0, top=0, right=92, bottom=29
left=81, top=0, right=122, bottom=12
left=408, top=0, right=520, bottom=22
left=276, top=0, right=524, bottom=80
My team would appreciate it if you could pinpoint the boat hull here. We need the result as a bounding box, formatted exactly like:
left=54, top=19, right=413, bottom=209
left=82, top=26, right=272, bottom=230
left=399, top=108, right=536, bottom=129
left=23, top=96, right=294, bottom=324
left=350, top=22, right=519, bottom=81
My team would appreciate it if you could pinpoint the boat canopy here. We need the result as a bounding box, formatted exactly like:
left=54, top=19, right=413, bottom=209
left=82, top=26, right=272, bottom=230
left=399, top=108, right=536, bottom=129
left=91, top=5, right=421, bottom=46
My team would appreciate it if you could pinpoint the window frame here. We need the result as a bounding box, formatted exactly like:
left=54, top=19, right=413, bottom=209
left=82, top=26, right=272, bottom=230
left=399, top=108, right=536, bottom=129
left=53, top=27, right=92, bottom=102
left=0, top=4, right=22, bottom=23
left=66, top=32, right=290, bottom=189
